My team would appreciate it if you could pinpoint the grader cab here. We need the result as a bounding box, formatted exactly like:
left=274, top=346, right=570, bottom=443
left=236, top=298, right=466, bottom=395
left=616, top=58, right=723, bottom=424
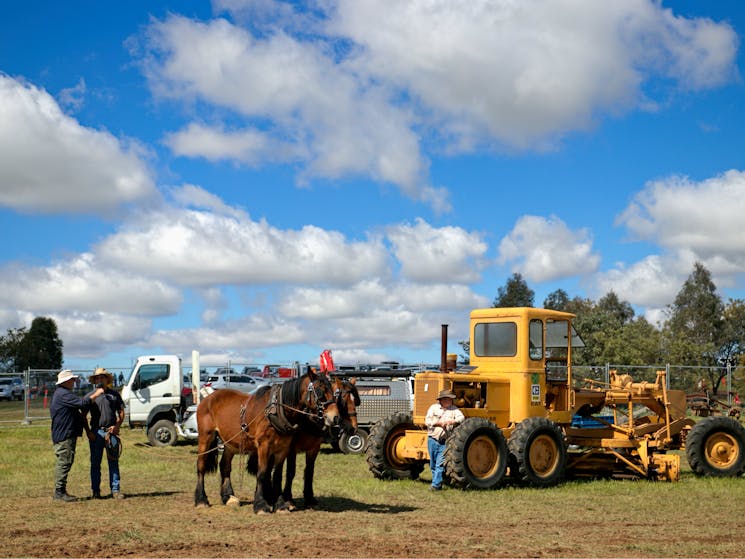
left=366, top=307, right=745, bottom=488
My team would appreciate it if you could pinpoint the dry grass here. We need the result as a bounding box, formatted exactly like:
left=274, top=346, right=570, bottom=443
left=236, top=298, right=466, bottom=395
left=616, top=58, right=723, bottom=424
left=1, top=404, right=745, bottom=558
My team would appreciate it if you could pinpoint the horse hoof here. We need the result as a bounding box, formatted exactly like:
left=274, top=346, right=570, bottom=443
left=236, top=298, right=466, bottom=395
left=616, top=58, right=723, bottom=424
left=226, top=495, right=240, bottom=507
left=255, top=508, right=271, bottom=515
left=195, top=502, right=210, bottom=509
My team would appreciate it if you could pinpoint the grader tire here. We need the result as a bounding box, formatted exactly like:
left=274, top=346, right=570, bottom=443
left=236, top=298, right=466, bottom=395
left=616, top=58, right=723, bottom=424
left=508, top=417, right=567, bottom=487
left=444, top=417, right=508, bottom=489
left=686, top=416, right=745, bottom=477
left=366, top=412, right=425, bottom=480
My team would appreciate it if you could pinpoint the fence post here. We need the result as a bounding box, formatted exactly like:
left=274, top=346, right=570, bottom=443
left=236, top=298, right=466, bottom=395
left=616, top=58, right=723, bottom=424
left=21, top=368, right=31, bottom=425
left=727, top=363, right=732, bottom=406
left=604, top=363, right=609, bottom=386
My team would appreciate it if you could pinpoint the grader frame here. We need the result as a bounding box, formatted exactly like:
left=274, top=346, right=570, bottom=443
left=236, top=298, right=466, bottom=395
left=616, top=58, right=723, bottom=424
left=366, top=307, right=745, bottom=488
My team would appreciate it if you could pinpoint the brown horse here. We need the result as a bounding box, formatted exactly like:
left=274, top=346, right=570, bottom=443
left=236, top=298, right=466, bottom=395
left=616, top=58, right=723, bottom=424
left=194, top=370, right=340, bottom=513
left=275, top=376, right=360, bottom=510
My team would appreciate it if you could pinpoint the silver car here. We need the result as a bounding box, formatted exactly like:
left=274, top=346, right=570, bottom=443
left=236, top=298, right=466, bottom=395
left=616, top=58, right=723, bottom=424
left=202, top=373, right=266, bottom=394
left=0, top=378, right=23, bottom=401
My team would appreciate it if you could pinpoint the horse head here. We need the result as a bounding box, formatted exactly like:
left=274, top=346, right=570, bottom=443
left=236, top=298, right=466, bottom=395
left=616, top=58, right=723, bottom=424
left=304, top=367, right=340, bottom=428
left=332, top=376, right=359, bottom=434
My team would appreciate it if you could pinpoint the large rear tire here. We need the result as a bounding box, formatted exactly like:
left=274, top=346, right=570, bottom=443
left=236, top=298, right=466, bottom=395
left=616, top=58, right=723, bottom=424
left=366, top=412, right=425, bottom=480
left=686, top=416, right=745, bottom=477
left=148, top=419, right=177, bottom=447
left=508, top=417, right=567, bottom=487
left=444, top=417, right=508, bottom=489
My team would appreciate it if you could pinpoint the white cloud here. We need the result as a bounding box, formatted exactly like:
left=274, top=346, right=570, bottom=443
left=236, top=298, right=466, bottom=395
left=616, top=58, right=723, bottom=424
left=0, top=74, right=158, bottom=214
left=95, top=206, right=389, bottom=286
left=594, top=254, right=689, bottom=308
left=386, top=219, right=488, bottom=283
left=328, top=0, right=737, bottom=149
left=613, top=170, right=745, bottom=299
left=139, top=15, right=447, bottom=210
left=55, top=312, right=154, bottom=359
left=498, top=215, right=600, bottom=282
left=278, top=278, right=488, bottom=319
left=0, top=254, right=181, bottom=315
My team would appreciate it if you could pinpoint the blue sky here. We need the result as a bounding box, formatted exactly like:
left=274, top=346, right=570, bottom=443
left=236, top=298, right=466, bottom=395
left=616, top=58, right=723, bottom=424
left=1, top=0, right=745, bottom=371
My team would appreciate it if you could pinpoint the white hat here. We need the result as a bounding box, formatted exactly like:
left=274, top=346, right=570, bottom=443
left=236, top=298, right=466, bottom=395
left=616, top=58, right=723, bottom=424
left=56, top=370, right=79, bottom=385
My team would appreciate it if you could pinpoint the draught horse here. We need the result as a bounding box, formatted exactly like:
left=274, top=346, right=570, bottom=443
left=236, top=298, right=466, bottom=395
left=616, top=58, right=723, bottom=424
left=194, top=370, right=340, bottom=513
left=256, top=376, right=361, bottom=510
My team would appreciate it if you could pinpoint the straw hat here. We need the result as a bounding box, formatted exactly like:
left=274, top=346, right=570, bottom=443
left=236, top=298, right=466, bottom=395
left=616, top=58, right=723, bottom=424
left=437, top=389, right=456, bottom=400
left=56, top=370, right=79, bottom=385
left=88, top=367, right=114, bottom=385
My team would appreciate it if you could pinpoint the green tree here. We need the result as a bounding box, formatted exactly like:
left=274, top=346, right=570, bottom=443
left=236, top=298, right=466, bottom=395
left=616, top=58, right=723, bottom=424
left=543, top=289, right=569, bottom=311
left=0, top=327, right=27, bottom=372
left=662, top=262, right=725, bottom=391
left=493, top=273, right=534, bottom=307
left=14, top=317, right=63, bottom=371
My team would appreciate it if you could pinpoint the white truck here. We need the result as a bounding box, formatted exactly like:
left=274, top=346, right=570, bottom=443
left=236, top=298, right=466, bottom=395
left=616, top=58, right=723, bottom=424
left=121, top=354, right=201, bottom=447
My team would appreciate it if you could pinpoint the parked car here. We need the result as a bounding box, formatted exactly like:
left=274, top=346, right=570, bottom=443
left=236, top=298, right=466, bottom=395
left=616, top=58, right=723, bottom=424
left=0, top=377, right=24, bottom=401
left=202, top=373, right=266, bottom=394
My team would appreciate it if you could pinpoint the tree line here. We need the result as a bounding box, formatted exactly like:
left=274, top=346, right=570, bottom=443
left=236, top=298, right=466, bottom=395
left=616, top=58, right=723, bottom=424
left=2, top=261, right=743, bottom=396
left=492, top=262, right=744, bottom=396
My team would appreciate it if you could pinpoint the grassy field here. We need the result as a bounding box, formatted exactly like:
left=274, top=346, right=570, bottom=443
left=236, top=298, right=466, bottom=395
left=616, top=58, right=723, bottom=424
left=1, top=400, right=745, bottom=557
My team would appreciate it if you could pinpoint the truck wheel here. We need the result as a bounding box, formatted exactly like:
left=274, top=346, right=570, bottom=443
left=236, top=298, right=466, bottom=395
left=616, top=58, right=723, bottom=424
left=686, top=416, right=745, bottom=477
left=444, top=417, right=508, bottom=489
left=340, top=428, right=368, bottom=455
left=508, top=417, right=567, bottom=487
left=366, top=412, right=425, bottom=480
left=148, top=419, right=177, bottom=447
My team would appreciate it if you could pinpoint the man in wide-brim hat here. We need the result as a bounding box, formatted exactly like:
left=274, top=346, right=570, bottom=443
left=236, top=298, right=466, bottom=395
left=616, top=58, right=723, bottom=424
left=84, top=368, right=126, bottom=500
left=50, top=370, right=105, bottom=502
left=424, top=388, right=465, bottom=491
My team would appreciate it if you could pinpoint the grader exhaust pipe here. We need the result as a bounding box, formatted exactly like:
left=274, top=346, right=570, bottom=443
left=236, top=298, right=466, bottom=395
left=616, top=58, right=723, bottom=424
left=440, top=324, right=448, bottom=373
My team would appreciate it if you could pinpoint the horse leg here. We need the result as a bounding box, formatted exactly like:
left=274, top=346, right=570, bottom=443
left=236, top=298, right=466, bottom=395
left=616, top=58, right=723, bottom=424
left=274, top=446, right=296, bottom=513
left=302, top=443, right=321, bottom=509
left=194, top=428, right=218, bottom=508
left=219, top=446, right=240, bottom=506
left=253, top=448, right=275, bottom=514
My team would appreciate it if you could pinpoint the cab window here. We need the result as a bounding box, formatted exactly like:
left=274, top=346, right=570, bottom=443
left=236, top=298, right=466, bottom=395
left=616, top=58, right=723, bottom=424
left=134, top=364, right=169, bottom=390
left=473, top=322, right=517, bottom=357
left=529, top=319, right=543, bottom=361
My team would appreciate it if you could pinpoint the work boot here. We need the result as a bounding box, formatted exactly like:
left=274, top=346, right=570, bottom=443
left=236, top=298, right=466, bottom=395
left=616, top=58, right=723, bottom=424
left=53, top=490, right=77, bottom=502
left=91, top=491, right=102, bottom=499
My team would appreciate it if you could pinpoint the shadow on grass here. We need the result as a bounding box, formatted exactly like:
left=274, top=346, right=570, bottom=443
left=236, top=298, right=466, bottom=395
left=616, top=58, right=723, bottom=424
left=87, top=490, right=183, bottom=500
left=225, top=495, right=417, bottom=514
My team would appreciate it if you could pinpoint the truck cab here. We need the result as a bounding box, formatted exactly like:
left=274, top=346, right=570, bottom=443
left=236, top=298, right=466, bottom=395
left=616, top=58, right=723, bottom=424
left=122, top=355, right=185, bottom=446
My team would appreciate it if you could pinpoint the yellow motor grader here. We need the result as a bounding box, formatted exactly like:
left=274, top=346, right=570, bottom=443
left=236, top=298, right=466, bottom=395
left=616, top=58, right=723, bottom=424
left=366, top=307, right=745, bottom=488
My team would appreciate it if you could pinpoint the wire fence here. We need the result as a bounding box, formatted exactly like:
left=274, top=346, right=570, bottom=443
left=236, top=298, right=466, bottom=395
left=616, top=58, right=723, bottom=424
left=0, top=362, right=741, bottom=425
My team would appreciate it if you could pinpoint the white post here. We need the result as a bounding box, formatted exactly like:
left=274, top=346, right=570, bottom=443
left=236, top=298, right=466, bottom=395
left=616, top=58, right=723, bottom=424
left=191, top=351, right=201, bottom=405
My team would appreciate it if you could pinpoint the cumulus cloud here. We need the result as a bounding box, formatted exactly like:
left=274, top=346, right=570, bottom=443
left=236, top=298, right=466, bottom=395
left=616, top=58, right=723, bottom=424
left=95, top=206, right=389, bottom=286
left=498, top=215, right=600, bottom=282
left=386, top=219, right=488, bottom=283
left=328, top=0, right=736, bottom=149
left=0, top=74, right=158, bottom=214
left=55, top=312, right=154, bottom=358
left=618, top=170, right=745, bottom=264
left=0, top=254, right=181, bottom=315
left=132, top=2, right=735, bottom=211
left=138, top=15, right=447, bottom=210
left=597, top=169, right=745, bottom=308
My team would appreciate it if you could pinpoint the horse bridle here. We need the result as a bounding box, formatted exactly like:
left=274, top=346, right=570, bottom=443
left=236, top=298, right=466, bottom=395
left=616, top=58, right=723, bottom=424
left=305, top=378, right=336, bottom=422
left=334, top=382, right=357, bottom=420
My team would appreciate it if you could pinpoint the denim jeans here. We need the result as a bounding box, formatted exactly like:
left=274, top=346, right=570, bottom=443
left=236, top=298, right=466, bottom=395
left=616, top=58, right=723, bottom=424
left=54, top=437, right=77, bottom=492
left=428, top=436, right=446, bottom=489
left=90, top=429, right=120, bottom=494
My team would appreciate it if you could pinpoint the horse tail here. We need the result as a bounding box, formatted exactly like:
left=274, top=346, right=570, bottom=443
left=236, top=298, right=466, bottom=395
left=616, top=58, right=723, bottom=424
left=245, top=450, right=258, bottom=476
left=203, top=433, right=219, bottom=474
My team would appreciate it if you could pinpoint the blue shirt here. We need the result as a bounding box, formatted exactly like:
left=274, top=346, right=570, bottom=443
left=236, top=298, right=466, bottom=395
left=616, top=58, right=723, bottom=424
left=50, top=385, right=92, bottom=444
